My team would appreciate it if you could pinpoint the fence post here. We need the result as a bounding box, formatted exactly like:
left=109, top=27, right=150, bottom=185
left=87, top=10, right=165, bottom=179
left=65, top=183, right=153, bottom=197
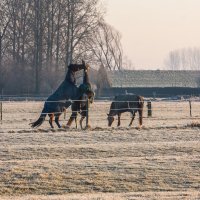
left=0, top=101, right=2, bottom=121
left=189, top=100, right=192, bottom=117
left=86, top=98, right=89, bottom=128
left=147, top=101, right=152, bottom=117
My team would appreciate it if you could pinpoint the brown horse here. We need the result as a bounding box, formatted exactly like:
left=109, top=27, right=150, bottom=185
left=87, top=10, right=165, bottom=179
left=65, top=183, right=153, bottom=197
left=66, top=90, right=95, bottom=129
left=45, top=90, right=94, bottom=129
left=30, top=61, right=88, bottom=129
left=107, top=94, right=144, bottom=128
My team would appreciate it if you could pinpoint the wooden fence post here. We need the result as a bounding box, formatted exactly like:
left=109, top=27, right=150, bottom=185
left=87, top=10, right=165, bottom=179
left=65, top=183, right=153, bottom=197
left=0, top=102, right=2, bottom=121
left=147, top=101, right=152, bottom=117
left=189, top=100, right=192, bottom=117
left=86, top=98, right=89, bottom=128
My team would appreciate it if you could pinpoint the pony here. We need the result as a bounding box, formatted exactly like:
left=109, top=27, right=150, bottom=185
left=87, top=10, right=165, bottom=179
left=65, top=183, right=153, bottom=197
left=66, top=90, right=95, bottom=129
left=107, top=94, right=144, bottom=128
left=30, top=61, right=88, bottom=128
left=42, top=90, right=94, bottom=129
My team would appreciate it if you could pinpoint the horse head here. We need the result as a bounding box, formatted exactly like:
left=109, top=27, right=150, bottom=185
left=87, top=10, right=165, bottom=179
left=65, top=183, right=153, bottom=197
left=87, top=90, right=95, bottom=103
left=107, top=113, right=114, bottom=127
left=82, top=60, right=90, bottom=70
left=82, top=60, right=85, bottom=66
left=80, top=91, right=95, bottom=107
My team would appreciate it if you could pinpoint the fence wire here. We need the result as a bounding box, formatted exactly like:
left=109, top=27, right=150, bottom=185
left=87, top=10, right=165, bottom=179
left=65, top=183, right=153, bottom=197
left=0, top=99, right=200, bottom=130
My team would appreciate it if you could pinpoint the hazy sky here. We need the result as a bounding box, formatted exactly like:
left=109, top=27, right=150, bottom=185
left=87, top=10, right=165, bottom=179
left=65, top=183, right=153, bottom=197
left=105, top=0, right=200, bottom=69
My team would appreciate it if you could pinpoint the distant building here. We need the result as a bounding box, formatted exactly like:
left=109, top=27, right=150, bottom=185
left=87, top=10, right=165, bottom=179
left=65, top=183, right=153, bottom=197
left=97, top=70, right=200, bottom=97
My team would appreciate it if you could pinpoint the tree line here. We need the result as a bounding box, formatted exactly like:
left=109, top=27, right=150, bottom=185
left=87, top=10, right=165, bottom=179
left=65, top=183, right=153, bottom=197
left=165, top=47, right=200, bottom=70
left=0, top=0, right=123, bottom=95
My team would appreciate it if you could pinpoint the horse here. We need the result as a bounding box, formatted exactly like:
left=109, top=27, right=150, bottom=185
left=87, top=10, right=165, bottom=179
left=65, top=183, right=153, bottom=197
left=107, top=94, right=144, bottom=128
left=30, top=61, right=88, bottom=128
left=66, top=90, right=95, bottom=129
left=46, top=90, right=94, bottom=129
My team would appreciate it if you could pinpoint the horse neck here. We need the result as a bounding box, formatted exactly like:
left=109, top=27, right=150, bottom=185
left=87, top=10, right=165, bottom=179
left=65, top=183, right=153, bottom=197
left=79, top=94, right=87, bottom=107
left=109, top=102, right=117, bottom=116
left=64, top=70, right=75, bottom=81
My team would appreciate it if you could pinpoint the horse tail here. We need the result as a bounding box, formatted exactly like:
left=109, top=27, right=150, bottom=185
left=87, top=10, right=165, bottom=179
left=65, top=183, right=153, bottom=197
left=138, top=96, right=144, bottom=126
left=30, top=107, right=47, bottom=128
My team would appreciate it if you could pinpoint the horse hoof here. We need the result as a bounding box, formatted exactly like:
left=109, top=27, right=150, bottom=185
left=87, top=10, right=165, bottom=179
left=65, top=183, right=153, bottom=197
left=88, top=125, right=91, bottom=129
left=62, top=125, right=70, bottom=129
left=83, top=124, right=91, bottom=130
left=138, top=125, right=142, bottom=129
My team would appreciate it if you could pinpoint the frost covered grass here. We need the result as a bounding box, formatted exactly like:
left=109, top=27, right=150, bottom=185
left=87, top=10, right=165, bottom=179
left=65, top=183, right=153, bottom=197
left=0, top=101, right=200, bottom=199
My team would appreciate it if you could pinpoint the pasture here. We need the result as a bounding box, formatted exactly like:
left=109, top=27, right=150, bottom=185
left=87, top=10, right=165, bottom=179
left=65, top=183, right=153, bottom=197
left=0, top=100, right=200, bottom=199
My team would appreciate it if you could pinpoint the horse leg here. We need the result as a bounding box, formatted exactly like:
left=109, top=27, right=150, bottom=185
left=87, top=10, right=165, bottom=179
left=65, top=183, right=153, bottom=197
left=65, top=102, right=78, bottom=129
left=66, top=116, right=74, bottom=128
left=66, top=111, right=77, bottom=128
left=138, top=109, right=143, bottom=129
left=129, top=111, right=136, bottom=127
left=117, top=113, right=121, bottom=126
left=48, top=114, right=54, bottom=128
left=75, top=115, right=78, bottom=129
left=55, top=114, right=61, bottom=128
left=137, top=96, right=144, bottom=129
left=80, top=109, right=91, bottom=129
left=80, top=116, right=85, bottom=129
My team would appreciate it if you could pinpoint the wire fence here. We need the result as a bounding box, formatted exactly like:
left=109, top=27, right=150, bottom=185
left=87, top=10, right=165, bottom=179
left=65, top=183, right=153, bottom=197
left=1, top=98, right=200, bottom=131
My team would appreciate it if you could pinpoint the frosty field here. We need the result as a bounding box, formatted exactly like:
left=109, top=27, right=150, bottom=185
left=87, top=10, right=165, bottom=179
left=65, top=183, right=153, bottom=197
left=0, top=100, right=200, bottom=200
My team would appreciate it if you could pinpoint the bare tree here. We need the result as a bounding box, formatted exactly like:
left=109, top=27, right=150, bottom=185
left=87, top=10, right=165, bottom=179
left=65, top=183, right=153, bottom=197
left=31, top=0, right=46, bottom=94
left=165, top=47, right=200, bottom=70
left=62, top=0, right=102, bottom=70
left=122, top=56, right=134, bottom=70
left=87, top=20, right=123, bottom=70
left=0, top=0, right=11, bottom=93
left=164, top=50, right=180, bottom=70
left=0, top=0, right=125, bottom=95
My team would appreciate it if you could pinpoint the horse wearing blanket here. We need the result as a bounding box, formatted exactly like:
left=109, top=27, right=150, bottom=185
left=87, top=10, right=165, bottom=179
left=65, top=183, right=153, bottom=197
left=30, top=61, right=88, bottom=128
left=107, top=94, right=144, bottom=128
left=65, top=67, right=95, bottom=129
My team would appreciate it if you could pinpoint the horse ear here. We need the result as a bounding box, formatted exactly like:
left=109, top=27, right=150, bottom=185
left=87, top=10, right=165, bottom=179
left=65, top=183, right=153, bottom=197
left=82, top=60, right=85, bottom=65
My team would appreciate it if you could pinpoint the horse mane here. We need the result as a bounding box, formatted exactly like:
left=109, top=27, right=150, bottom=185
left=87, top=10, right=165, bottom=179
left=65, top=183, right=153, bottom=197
left=109, top=101, right=116, bottom=116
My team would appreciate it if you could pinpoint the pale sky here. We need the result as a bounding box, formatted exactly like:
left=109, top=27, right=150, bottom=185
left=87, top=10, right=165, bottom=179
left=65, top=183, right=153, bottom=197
left=105, top=0, right=200, bottom=69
